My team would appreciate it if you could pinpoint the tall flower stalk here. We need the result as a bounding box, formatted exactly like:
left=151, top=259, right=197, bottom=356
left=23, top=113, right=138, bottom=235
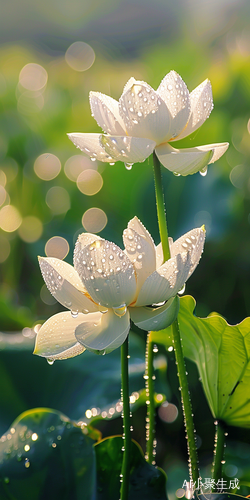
left=212, top=420, right=226, bottom=487
left=150, top=151, right=199, bottom=485
left=145, top=331, right=156, bottom=464
left=120, top=337, right=131, bottom=500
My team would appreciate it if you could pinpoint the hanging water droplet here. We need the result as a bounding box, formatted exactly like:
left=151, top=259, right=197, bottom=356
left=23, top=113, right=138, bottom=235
left=24, top=458, right=30, bottom=468
left=178, top=283, right=186, bottom=295
left=173, top=172, right=181, bottom=177
left=199, top=166, right=207, bottom=177
left=112, top=304, right=127, bottom=317
left=47, top=358, right=54, bottom=366
left=71, top=310, right=78, bottom=318
left=124, top=163, right=133, bottom=170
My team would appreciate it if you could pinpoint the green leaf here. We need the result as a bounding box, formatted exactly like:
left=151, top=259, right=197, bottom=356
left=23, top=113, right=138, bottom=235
left=151, top=295, right=250, bottom=428
left=95, top=436, right=167, bottom=499
left=0, top=408, right=96, bottom=500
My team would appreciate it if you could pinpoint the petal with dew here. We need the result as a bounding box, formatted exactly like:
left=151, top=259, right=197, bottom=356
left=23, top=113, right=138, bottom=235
left=100, top=135, right=156, bottom=164
left=129, top=296, right=180, bottom=332
left=89, top=91, right=126, bottom=135
left=74, top=232, right=102, bottom=254
left=157, top=70, right=191, bottom=139
left=192, top=142, right=229, bottom=163
left=39, top=257, right=99, bottom=313
left=75, top=309, right=130, bottom=355
left=33, top=311, right=87, bottom=359
left=123, top=216, right=156, bottom=293
left=172, top=79, right=213, bottom=141
left=119, top=80, right=172, bottom=144
left=74, top=239, right=137, bottom=309
left=170, top=226, right=206, bottom=280
left=135, top=252, right=192, bottom=307
left=155, top=142, right=213, bottom=176
left=67, top=133, right=117, bottom=163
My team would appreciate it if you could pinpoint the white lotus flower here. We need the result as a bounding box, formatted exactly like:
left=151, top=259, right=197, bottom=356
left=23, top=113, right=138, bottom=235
left=68, top=70, right=228, bottom=176
left=34, top=217, right=205, bottom=360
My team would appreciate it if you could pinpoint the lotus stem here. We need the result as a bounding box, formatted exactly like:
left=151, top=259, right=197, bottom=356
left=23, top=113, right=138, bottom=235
left=212, top=420, right=226, bottom=487
left=152, top=151, right=199, bottom=485
left=145, top=331, right=156, bottom=464
left=120, top=336, right=131, bottom=500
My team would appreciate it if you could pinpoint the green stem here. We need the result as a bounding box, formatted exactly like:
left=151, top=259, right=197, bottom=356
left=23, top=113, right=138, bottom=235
left=172, top=319, right=199, bottom=485
left=120, top=337, right=131, bottom=500
left=145, top=332, right=155, bottom=464
left=153, top=151, right=171, bottom=261
left=212, top=420, right=226, bottom=487
left=152, top=151, right=199, bottom=485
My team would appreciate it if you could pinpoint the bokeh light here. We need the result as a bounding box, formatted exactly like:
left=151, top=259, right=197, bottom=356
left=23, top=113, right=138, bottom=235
left=40, top=284, right=57, bottom=305
left=0, top=158, right=18, bottom=183
left=176, top=488, right=185, bottom=498
left=45, top=236, right=69, bottom=259
left=65, top=42, right=95, bottom=72
left=230, top=164, right=247, bottom=189
left=34, top=154, right=61, bottom=181
left=18, top=216, right=43, bottom=243
left=158, top=402, right=178, bottom=423
left=82, top=208, right=107, bottom=233
left=0, top=170, right=7, bottom=187
left=45, top=186, right=70, bottom=214
left=0, top=235, right=11, bottom=263
left=0, top=205, right=22, bottom=232
left=0, top=186, right=7, bottom=206
left=77, top=169, right=103, bottom=195
left=19, top=63, right=48, bottom=91
left=64, top=155, right=97, bottom=182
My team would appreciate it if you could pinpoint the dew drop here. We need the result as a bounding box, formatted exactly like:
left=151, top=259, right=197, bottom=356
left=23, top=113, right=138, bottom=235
left=178, top=283, right=186, bottom=295
left=199, top=166, right=207, bottom=177
left=24, top=458, right=30, bottom=468
left=47, top=358, right=54, bottom=366
left=71, top=310, right=78, bottom=318
left=124, top=163, right=133, bottom=170
left=173, top=172, right=181, bottom=177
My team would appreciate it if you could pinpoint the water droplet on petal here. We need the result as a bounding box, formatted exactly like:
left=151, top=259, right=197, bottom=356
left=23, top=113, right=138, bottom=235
left=173, top=172, right=181, bottom=177
left=47, top=358, right=54, bottom=365
left=112, top=304, right=127, bottom=317
left=71, top=310, right=78, bottom=318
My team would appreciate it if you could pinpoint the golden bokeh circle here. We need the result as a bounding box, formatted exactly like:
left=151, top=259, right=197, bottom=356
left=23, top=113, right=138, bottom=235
left=34, top=153, right=61, bottom=181
left=18, top=216, right=43, bottom=243
left=77, top=169, right=103, bottom=195
left=82, top=208, right=107, bottom=233
left=45, top=236, right=70, bottom=260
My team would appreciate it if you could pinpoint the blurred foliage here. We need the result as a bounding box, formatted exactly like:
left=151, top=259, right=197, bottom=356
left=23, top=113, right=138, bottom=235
left=1, top=1, right=250, bottom=497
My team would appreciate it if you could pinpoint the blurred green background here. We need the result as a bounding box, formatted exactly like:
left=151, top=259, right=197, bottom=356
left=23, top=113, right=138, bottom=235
left=0, top=0, right=250, bottom=496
